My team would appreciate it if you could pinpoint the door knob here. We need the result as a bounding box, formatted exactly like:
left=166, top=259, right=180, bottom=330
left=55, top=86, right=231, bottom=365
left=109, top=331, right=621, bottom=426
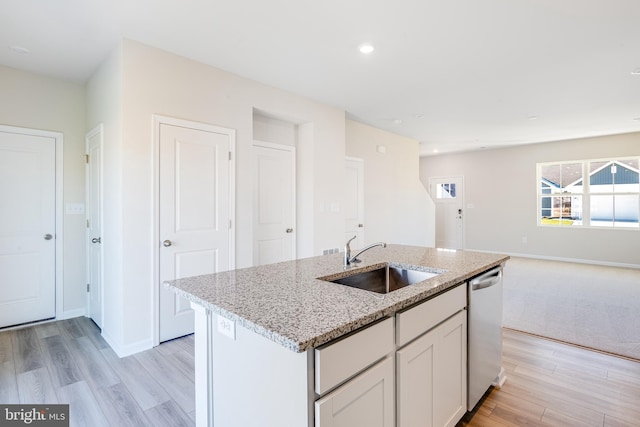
left=44, top=234, right=53, bottom=240
left=358, top=224, right=364, bottom=228
left=286, top=228, right=293, bottom=233
left=163, top=240, right=173, bottom=247
left=91, top=237, right=101, bottom=244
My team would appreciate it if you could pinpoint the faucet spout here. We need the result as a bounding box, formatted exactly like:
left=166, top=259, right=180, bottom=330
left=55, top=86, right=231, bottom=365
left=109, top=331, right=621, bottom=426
left=344, top=239, right=387, bottom=267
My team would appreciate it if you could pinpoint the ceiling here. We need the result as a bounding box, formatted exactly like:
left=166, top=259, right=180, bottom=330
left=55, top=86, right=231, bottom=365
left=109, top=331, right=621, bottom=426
left=2, top=0, right=640, bottom=156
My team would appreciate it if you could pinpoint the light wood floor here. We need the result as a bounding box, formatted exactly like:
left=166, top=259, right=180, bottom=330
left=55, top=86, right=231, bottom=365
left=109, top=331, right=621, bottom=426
left=460, top=328, right=640, bottom=427
left=0, top=317, right=195, bottom=426
left=2, top=318, right=640, bottom=427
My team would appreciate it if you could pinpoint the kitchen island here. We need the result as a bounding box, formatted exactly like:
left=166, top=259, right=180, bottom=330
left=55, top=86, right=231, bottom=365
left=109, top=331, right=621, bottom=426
left=165, top=244, right=509, bottom=427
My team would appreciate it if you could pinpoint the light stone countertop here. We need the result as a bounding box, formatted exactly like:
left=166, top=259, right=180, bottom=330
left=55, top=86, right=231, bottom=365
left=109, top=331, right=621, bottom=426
left=165, top=244, right=509, bottom=353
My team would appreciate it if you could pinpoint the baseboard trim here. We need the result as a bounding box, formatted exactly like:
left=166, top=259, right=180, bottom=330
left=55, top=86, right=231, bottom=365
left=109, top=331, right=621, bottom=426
left=466, top=248, right=640, bottom=270
left=102, top=330, right=154, bottom=358
left=59, top=308, right=86, bottom=320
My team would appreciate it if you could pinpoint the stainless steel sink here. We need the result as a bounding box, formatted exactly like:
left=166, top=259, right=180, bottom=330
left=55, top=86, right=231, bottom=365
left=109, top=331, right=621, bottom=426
left=320, top=264, right=442, bottom=294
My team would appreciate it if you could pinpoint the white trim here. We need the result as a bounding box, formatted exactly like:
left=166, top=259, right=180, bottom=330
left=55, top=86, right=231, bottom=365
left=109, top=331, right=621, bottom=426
left=85, top=124, right=104, bottom=327
left=0, top=124, right=64, bottom=323
left=103, top=330, right=155, bottom=358
left=151, top=114, right=236, bottom=347
left=252, top=140, right=297, bottom=261
left=467, top=248, right=640, bottom=270
left=191, top=302, right=215, bottom=426
left=59, top=308, right=86, bottom=320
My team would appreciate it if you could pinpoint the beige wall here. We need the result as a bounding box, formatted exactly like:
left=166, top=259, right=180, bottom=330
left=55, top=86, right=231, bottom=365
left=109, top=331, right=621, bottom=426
left=420, top=132, right=640, bottom=267
left=85, top=44, right=124, bottom=347
left=87, top=39, right=347, bottom=354
left=0, top=65, right=87, bottom=317
left=347, top=120, right=434, bottom=247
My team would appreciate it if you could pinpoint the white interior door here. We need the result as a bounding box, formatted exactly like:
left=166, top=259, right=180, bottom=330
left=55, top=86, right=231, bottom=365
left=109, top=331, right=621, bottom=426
left=86, top=125, right=103, bottom=328
left=159, top=122, right=233, bottom=342
left=429, top=176, right=464, bottom=249
left=253, top=142, right=295, bottom=266
left=345, top=157, right=365, bottom=250
left=0, top=130, right=56, bottom=327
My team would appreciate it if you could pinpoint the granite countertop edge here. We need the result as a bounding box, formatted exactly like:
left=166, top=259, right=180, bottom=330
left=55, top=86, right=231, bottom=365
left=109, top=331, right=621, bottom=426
left=165, top=245, right=509, bottom=353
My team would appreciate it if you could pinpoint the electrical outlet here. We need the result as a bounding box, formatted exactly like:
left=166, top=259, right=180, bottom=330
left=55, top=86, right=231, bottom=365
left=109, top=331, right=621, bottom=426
left=217, top=315, right=236, bottom=340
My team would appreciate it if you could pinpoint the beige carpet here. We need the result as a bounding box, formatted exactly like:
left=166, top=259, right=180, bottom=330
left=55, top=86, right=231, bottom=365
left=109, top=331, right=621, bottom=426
left=502, top=257, right=640, bottom=360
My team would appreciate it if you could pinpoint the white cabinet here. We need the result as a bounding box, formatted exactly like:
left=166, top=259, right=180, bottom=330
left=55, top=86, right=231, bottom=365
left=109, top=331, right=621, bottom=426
left=315, top=317, right=395, bottom=427
left=315, top=356, right=395, bottom=427
left=396, top=295, right=467, bottom=427
left=315, top=317, right=395, bottom=395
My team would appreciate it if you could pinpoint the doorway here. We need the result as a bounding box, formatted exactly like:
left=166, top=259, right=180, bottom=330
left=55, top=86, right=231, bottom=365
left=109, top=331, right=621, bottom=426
left=0, top=125, right=63, bottom=328
left=86, top=124, right=103, bottom=328
left=154, top=116, right=236, bottom=343
left=344, top=157, right=365, bottom=250
left=252, top=141, right=296, bottom=265
left=429, top=176, right=464, bottom=249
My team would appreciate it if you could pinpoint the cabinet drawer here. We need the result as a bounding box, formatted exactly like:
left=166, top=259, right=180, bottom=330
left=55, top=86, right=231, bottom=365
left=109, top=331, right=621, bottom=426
left=315, top=316, right=394, bottom=395
left=396, top=284, right=466, bottom=347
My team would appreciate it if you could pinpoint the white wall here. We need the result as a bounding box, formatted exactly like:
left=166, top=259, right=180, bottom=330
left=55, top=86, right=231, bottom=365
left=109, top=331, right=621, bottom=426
left=85, top=45, right=124, bottom=349
left=420, top=132, right=640, bottom=267
left=346, top=120, right=435, bottom=247
left=86, top=39, right=346, bottom=354
left=0, top=65, right=87, bottom=318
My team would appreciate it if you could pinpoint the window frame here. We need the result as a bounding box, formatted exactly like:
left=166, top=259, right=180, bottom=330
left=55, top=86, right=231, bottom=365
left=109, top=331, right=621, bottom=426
left=537, top=156, right=639, bottom=230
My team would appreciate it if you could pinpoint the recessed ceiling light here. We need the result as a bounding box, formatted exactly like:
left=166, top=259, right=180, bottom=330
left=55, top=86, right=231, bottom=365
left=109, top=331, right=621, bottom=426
left=9, top=45, right=30, bottom=55
left=393, top=119, right=402, bottom=124
left=527, top=116, right=538, bottom=120
left=433, top=149, right=439, bottom=153
left=631, top=68, right=640, bottom=75
left=359, top=44, right=374, bottom=54
left=414, top=114, right=425, bottom=119
left=633, top=117, right=640, bottom=121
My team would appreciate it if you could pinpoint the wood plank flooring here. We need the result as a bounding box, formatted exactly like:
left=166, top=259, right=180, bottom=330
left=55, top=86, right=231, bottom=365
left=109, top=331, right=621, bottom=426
left=0, top=317, right=194, bottom=427
left=2, top=318, right=639, bottom=426
left=459, top=328, right=640, bottom=427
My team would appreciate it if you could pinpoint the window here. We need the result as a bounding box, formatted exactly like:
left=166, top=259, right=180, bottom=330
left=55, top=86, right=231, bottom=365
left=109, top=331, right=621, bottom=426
left=537, top=157, right=639, bottom=228
left=436, top=182, right=456, bottom=199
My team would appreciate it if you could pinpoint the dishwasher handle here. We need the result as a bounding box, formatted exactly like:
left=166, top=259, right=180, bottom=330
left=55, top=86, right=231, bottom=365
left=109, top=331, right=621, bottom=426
left=470, top=265, right=503, bottom=291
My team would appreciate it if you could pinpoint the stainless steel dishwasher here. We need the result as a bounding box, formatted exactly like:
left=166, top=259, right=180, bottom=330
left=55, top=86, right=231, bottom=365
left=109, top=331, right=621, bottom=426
left=467, top=263, right=506, bottom=411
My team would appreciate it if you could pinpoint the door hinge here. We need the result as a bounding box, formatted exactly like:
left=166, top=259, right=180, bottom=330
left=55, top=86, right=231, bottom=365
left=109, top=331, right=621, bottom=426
left=229, top=219, right=232, bottom=229
left=228, top=151, right=232, bottom=161
left=85, top=154, right=89, bottom=164
left=86, top=283, right=90, bottom=292
left=86, top=219, right=90, bottom=228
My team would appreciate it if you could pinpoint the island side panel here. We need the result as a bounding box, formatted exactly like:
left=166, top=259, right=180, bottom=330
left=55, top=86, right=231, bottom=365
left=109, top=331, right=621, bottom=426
left=195, top=307, right=313, bottom=427
left=192, top=303, right=214, bottom=427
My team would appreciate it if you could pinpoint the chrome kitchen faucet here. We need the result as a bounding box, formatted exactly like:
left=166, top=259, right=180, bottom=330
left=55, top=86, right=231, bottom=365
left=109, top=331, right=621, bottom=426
left=344, top=236, right=387, bottom=267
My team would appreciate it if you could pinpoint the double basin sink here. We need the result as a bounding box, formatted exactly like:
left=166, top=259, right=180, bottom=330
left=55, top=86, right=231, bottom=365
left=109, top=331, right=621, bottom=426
left=319, top=263, right=444, bottom=294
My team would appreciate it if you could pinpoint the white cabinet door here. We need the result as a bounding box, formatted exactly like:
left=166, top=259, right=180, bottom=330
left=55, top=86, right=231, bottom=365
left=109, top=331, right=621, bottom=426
left=397, top=322, right=437, bottom=427
left=397, top=310, right=467, bottom=427
left=316, top=356, right=394, bottom=427
left=436, top=310, right=467, bottom=427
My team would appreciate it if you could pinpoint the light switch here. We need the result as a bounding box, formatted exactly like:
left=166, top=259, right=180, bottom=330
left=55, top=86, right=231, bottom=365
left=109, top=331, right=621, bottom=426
left=65, top=203, right=85, bottom=215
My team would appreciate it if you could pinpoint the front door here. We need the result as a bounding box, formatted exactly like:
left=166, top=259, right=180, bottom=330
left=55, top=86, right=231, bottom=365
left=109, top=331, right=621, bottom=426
left=0, top=129, right=56, bottom=327
left=252, top=142, right=296, bottom=266
left=159, top=122, right=233, bottom=342
left=86, top=125, right=103, bottom=328
left=429, top=176, right=464, bottom=249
